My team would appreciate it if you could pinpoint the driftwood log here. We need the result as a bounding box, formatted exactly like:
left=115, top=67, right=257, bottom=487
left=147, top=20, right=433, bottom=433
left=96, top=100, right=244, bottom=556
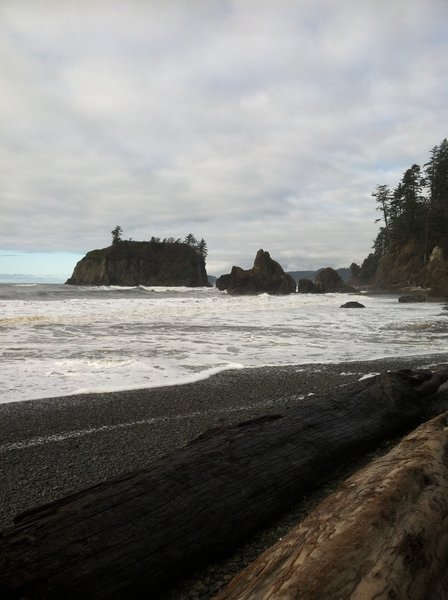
left=0, top=369, right=447, bottom=599
left=214, top=409, right=448, bottom=600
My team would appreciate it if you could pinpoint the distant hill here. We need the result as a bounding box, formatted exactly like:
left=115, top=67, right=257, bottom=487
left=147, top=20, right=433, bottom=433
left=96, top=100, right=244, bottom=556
left=209, top=268, right=351, bottom=286
left=287, top=268, right=351, bottom=283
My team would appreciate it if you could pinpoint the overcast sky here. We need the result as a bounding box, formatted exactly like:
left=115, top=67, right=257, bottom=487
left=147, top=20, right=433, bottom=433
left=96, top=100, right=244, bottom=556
left=1, top=0, right=447, bottom=281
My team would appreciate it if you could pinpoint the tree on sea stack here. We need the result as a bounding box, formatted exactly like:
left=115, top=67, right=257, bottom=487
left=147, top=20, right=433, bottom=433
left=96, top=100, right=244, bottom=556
left=111, top=225, right=123, bottom=245
left=184, top=233, right=198, bottom=246
left=197, top=238, right=208, bottom=258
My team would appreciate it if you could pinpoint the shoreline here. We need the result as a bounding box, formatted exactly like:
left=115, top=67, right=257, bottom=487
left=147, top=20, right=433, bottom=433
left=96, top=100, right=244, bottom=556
left=2, top=355, right=448, bottom=525
left=4, top=349, right=448, bottom=407
left=2, top=355, right=448, bottom=598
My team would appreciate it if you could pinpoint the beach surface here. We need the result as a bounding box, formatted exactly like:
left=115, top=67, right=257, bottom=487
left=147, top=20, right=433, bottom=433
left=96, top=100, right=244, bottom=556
left=2, top=355, right=448, bottom=598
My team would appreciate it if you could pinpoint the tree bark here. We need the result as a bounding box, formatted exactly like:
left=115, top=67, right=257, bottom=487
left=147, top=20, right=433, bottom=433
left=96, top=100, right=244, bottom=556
left=0, top=370, right=446, bottom=600
left=214, top=409, right=448, bottom=600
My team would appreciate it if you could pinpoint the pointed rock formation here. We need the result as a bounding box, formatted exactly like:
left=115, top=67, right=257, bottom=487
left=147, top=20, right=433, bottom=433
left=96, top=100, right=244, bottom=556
left=217, top=250, right=296, bottom=295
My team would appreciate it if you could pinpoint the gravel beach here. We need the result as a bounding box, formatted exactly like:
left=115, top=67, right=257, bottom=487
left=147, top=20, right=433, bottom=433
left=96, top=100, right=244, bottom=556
left=1, top=354, right=448, bottom=599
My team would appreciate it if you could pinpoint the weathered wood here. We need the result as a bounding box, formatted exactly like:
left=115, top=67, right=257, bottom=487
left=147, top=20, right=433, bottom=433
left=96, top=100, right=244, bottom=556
left=0, top=370, right=446, bottom=600
left=214, top=410, right=448, bottom=600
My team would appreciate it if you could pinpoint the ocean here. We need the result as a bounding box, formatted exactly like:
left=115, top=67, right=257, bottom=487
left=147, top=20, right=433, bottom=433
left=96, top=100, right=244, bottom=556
left=1, top=283, right=447, bottom=404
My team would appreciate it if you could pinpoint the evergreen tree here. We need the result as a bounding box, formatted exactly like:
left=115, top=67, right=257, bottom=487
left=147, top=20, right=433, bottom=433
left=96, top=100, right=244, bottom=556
left=390, top=164, right=425, bottom=247
left=111, top=225, right=123, bottom=244
left=359, top=253, right=380, bottom=283
left=184, top=233, right=198, bottom=247
left=425, top=139, right=448, bottom=250
left=361, top=137, right=448, bottom=282
left=372, top=184, right=392, bottom=248
left=197, top=238, right=208, bottom=259
left=349, top=262, right=361, bottom=280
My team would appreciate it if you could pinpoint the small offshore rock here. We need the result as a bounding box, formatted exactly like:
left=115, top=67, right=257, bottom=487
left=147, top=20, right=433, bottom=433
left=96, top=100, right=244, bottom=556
left=297, top=278, right=315, bottom=293
left=398, top=294, right=427, bottom=303
left=340, top=301, right=365, bottom=308
left=315, top=267, right=358, bottom=293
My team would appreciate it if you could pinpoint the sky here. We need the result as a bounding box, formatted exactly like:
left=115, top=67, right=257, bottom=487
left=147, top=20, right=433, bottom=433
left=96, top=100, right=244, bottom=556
left=1, top=0, right=447, bottom=282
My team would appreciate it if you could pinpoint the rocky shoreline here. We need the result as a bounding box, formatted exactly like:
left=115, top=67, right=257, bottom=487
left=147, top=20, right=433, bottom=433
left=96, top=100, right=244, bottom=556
left=1, top=355, right=448, bottom=598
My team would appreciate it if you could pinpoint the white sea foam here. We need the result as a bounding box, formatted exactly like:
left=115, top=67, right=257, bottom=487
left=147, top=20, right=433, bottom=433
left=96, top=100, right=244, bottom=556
left=1, top=284, right=447, bottom=403
left=358, top=372, right=380, bottom=381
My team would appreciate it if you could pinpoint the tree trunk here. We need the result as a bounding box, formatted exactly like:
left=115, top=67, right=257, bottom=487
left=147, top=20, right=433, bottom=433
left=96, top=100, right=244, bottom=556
left=0, top=370, right=446, bottom=600
left=214, top=409, right=448, bottom=600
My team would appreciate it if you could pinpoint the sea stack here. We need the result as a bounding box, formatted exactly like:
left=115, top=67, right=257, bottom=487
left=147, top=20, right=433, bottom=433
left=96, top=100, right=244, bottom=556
left=66, top=240, right=211, bottom=287
left=216, top=249, right=296, bottom=295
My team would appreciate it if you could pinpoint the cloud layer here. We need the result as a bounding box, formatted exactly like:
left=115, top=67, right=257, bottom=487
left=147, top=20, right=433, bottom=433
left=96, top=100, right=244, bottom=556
left=1, top=0, right=447, bottom=276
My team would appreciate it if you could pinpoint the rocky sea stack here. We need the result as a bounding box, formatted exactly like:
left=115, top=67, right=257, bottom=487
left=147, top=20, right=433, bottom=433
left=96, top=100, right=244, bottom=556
left=66, top=240, right=210, bottom=287
left=297, top=267, right=358, bottom=294
left=216, top=249, right=296, bottom=295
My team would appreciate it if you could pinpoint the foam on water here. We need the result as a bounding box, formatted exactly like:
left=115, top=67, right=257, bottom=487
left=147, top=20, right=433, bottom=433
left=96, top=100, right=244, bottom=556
left=1, top=283, right=447, bottom=403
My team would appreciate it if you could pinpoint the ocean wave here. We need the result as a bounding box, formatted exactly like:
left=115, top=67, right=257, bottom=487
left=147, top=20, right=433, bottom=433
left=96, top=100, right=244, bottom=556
left=2, top=285, right=448, bottom=403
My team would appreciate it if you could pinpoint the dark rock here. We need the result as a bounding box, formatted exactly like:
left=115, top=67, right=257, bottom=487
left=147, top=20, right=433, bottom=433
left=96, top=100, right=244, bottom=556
left=216, top=274, right=231, bottom=291
left=373, top=240, right=429, bottom=291
left=398, top=294, right=427, bottom=303
left=225, top=250, right=296, bottom=296
left=298, top=278, right=315, bottom=293
left=427, top=246, right=448, bottom=297
left=371, top=242, right=447, bottom=297
left=314, top=267, right=358, bottom=293
left=66, top=241, right=211, bottom=287
left=340, top=301, right=365, bottom=308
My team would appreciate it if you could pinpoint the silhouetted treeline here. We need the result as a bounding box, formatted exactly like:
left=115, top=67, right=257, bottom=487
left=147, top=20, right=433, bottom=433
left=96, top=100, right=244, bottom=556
left=355, top=138, right=448, bottom=282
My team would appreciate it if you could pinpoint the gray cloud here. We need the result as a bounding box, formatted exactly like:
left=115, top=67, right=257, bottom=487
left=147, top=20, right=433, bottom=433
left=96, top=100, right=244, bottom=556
left=1, top=0, right=447, bottom=276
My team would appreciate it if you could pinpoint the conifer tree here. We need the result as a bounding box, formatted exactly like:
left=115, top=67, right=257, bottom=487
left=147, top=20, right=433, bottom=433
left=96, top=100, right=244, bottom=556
left=111, top=225, right=123, bottom=244
left=372, top=184, right=392, bottom=248
left=184, top=233, right=198, bottom=247
left=197, top=238, right=208, bottom=259
left=359, top=137, right=448, bottom=281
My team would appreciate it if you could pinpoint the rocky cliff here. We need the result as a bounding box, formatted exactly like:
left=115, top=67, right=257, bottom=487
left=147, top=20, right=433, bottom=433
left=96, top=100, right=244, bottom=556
left=66, top=241, right=211, bottom=287
left=427, top=245, right=448, bottom=297
left=216, top=250, right=296, bottom=295
left=373, top=240, right=429, bottom=291
left=368, top=241, right=448, bottom=297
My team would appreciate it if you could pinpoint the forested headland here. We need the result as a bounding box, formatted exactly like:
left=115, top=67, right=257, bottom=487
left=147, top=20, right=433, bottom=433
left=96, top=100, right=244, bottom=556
left=353, top=138, right=448, bottom=294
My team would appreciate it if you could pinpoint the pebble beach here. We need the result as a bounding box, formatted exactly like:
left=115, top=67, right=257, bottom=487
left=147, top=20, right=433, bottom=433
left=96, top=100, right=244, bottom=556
left=2, top=355, right=448, bottom=599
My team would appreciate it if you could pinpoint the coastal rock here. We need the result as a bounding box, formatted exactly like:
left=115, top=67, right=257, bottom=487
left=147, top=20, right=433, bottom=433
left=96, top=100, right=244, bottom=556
left=427, top=245, right=448, bottom=297
left=66, top=241, right=211, bottom=287
left=215, top=274, right=231, bottom=291
left=398, top=294, right=426, bottom=303
left=223, top=250, right=296, bottom=296
left=297, top=278, right=315, bottom=293
left=314, top=267, right=358, bottom=293
left=373, top=240, right=429, bottom=291
left=370, top=242, right=448, bottom=297
left=340, top=301, right=365, bottom=308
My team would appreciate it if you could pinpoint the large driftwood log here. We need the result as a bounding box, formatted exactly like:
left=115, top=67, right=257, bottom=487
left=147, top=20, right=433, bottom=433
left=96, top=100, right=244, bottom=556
left=0, top=370, right=446, bottom=600
left=214, top=410, right=448, bottom=600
